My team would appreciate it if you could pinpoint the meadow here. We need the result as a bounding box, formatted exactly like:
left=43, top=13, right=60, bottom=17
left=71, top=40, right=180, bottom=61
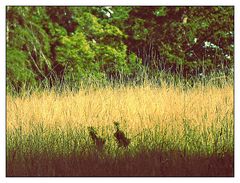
left=6, top=80, right=234, bottom=176
left=6, top=5, right=234, bottom=177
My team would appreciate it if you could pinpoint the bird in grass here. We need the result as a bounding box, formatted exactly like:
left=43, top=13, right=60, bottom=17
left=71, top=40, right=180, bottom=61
left=113, top=121, right=130, bottom=148
left=88, top=127, right=105, bottom=150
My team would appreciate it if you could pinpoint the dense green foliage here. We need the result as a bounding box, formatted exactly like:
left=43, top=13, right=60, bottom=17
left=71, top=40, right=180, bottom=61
left=6, top=6, right=234, bottom=91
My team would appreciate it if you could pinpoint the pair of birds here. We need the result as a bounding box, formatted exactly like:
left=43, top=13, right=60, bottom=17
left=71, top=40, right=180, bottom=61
left=88, top=122, right=130, bottom=150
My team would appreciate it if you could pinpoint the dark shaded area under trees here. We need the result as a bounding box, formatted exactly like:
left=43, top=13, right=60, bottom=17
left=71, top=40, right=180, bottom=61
left=6, top=6, right=234, bottom=92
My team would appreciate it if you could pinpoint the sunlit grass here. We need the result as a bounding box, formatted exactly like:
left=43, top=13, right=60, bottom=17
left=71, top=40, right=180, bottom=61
left=6, top=81, right=233, bottom=176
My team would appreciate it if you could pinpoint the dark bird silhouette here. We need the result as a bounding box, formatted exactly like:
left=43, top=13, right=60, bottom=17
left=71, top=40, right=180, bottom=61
left=113, top=121, right=130, bottom=148
left=88, top=127, right=105, bottom=150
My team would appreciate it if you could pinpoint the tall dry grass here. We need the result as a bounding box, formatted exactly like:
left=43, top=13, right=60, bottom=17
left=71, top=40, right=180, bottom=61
left=6, top=82, right=234, bottom=176
left=7, top=82, right=233, bottom=150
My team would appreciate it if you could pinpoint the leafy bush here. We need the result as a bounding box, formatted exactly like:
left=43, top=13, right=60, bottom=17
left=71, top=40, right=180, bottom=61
left=7, top=47, right=37, bottom=92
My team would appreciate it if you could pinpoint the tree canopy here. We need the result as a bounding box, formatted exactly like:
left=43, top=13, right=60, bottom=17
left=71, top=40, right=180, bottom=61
left=6, top=6, right=234, bottom=91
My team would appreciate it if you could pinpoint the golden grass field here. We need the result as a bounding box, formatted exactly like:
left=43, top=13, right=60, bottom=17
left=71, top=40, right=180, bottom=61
left=6, top=82, right=234, bottom=176
left=7, top=83, right=233, bottom=135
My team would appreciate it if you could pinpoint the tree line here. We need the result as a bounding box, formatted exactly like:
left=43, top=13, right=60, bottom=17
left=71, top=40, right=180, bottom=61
left=6, top=6, right=234, bottom=91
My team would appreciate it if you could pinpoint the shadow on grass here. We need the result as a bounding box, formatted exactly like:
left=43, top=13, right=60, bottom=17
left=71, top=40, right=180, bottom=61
left=7, top=148, right=233, bottom=177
